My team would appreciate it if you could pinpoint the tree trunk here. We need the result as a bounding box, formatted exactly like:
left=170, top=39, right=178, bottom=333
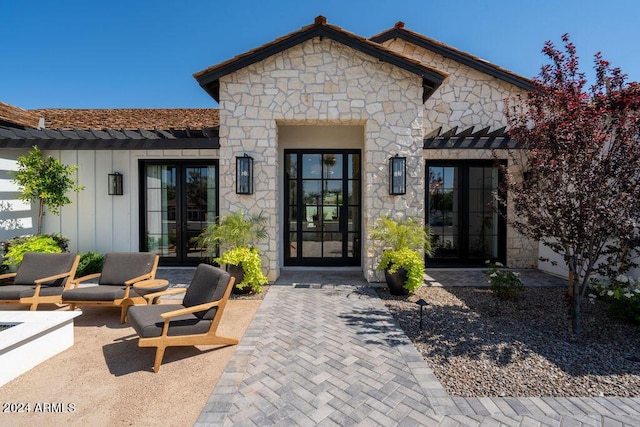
left=571, top=279, right=581, bottom=334
left=567, top=257, right=581, bottom=334
left=37, top=199, right=44, bottom=235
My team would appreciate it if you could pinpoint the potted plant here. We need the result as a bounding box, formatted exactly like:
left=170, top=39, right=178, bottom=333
left=196, top=211, right=269, bottom=294
left=370, top=215, right=432, bottom=295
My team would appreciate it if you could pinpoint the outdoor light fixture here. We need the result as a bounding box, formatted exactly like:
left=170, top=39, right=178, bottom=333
left=108, top=172, right=123, bottom=196
left=236, top=154, right=254, bottom=195
left=389, top=155, right=406, bottom=195
left=415, top=298, right=428, bottom=330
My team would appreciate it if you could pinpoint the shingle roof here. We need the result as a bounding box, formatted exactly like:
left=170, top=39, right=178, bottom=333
left=0, top=102, right=42, bottom=128
left=424, top=126, right=515, bottom=149
left=32, top=108, right=219, bottom=130
left=371, top=22, right=535, bottom=91
left=194, top=16, right=448, bottom=102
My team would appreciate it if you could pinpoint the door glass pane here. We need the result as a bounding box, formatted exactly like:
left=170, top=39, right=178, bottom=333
left=288, top=206, right=298, bottom=223
left=288, top=180, right=297, bottom=205
left=427, top=163, right=503, bottom=264
left=303, top=206, right=317, bottom=225
left=323, top=232, right=342, bottom=257
left=286, top=150, right=360, bottom=265
left=348, top=232, right=360, bottom=258
left=322, top=206, right=338, bottom=222
left=144, top=163, right=216, bottom=263
left=145, top=165, right=176, bottom=258
left=286, top=153, right=297, bottom=179
left=322, top=153, right=342, bottom=179
left=428, top=166, right=459, bottom=259
left=302, top=232, right=321, bottom=257
left=323, top=181, right=342, bottom=204
left=302, top=181, right=321, bottom=204
left=186, top=166, right=216, bottom=259
left=467, top=166, right=498, bottom=259
left=348, top=207, right=360, bottom=231
left=348, top=154, right=360, bottom=179
left=302, top=154, right=322, bottom=178
left=289, top=232, right=297, bottom=257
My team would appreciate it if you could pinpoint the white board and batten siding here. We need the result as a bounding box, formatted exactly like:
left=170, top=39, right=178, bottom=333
left=0, top=148, right=218, bottom=254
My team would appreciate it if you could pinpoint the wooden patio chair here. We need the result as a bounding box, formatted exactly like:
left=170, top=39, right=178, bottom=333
left=127, top=263, right=238, bottom=373
left=62, top=252, right=159, bottom=323
left=0, top=252, right=80, bottom=310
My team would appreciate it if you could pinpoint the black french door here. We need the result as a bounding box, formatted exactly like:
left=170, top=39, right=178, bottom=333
left=140, top=160, right=218, bottom=265
left=284, top=150, right=361, bottom=266
left=426, top=161, right=506, bottom=266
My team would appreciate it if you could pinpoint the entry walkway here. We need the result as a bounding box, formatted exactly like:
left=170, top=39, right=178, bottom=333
left=190, top=270, right=639, bottom=426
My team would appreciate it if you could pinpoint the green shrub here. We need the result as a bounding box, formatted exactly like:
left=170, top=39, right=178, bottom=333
left=216, top=246, right=268, bottom=293
left=370, top=215, right=432, bottom=294
left=3, top=233, right=69, bottom=254
left=378, top=247, right=425, bottom=293
left=48, top=234, right=70, bottom=252
left=483, top=261, right=524, bottom=300
left=196, top=211, right=268, bottom=257
left=76, top=251, right=104, bottom=277
left=590, top=275, right=640, bottom=324
left=2, top=235, right=63, bottom=266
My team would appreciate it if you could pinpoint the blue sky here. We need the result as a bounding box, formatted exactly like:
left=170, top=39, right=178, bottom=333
left=2, top=0, right=639, bottom=109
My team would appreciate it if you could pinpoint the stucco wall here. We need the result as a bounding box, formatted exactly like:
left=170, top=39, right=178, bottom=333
left=219, top=37, right=427, bottom=281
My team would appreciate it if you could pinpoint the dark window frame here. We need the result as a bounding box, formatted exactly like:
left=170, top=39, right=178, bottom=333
left=139, top=159, right=219, bottom=266
left=425, top=159, right=507, bottom=267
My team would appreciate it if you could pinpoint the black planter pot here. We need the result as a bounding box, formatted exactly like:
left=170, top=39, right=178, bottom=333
left=384, top=267, right=410, bottom=296
left=227, top=264, right=252, bottom=295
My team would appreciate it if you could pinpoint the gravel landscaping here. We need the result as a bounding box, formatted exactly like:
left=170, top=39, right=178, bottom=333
left=378, top=285, right=640, bottom=398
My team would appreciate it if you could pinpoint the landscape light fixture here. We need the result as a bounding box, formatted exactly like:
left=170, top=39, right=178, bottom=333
left=415, top=298, right=428, bottom=330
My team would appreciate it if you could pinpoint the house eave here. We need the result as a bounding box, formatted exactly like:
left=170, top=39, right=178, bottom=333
left=195, top=17, right=448, bottom=103
left=0, top=126, right=220, bottom=150
left=371, top=27, right=535, bottom=92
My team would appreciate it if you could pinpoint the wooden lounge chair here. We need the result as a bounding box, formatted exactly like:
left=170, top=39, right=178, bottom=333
left=0, top=252, right=80, bottom=310
left=127, top=263, right=238, bottom=373
left=62, top=252, right=159, bottom=323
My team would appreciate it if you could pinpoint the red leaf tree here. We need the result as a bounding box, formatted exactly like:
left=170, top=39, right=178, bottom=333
left=503, top=34, right=640, bottom=334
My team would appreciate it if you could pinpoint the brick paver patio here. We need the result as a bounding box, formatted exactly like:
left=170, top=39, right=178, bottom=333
left=184, top=270, right=640, bottom=426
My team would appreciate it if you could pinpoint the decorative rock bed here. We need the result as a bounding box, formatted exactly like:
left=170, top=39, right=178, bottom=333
left=379, top=286, right=640, bottom=397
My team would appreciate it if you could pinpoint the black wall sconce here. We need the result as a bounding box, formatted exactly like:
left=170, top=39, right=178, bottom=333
left=389, top=155, right=406, bottom=195
left=108, top=172, right=123, bottom=196
left=236, top=154, right=254, bottom=195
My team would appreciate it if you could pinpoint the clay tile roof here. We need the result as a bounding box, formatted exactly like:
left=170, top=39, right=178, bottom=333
left=31, top=108, right=219, bottom=130
left=0, top=102, right=42, bottom=128
left=194, top=16, right=448, bottom=102
left=370, top=25, right=534, bottom=91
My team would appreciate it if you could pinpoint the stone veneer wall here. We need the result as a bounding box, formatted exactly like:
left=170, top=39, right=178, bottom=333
left=386, top=37, right=537, bottom=268
left=219, top=37, right=427, bottom=282
left=424, top=148, right=538, bottom=268
left=381, top=39, right=527, bottom=132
